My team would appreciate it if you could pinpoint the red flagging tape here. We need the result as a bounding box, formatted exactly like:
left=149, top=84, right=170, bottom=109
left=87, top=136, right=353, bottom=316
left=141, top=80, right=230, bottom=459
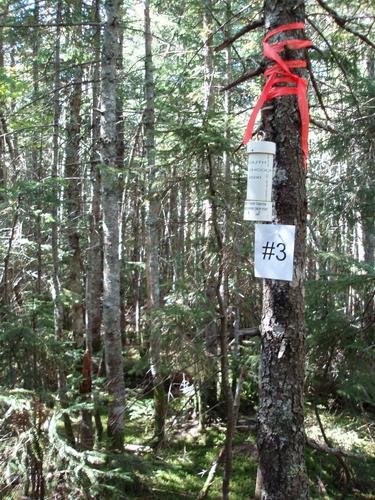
left=243, top=22, right=312, bottom=169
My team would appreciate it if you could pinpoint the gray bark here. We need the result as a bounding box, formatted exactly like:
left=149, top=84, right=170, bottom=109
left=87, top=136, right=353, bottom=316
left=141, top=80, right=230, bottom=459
left=361, top=51, right=375, bottom=329
left=63, top=0, right=94, bottom=451
left=202, top=0, right=219, bottom=419
left=101, top=0, right=125, bottom=451
left=32, top=0, right=42, bottom=295
left=256, top=1, right=309, bottom=498
left=64, top=0, right=84, bottom=348
left=86, top=0, right=103, bottom=355
left=220, top=5, right=235, bottom=498
left=52, top=0, right=75, bottom=448
left=144, top=0, right=167, bottom=446
left=0, top=5, right=6, bottom=200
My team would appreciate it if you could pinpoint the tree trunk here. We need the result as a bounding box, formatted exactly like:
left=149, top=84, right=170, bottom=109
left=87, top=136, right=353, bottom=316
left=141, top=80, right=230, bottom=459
left=101, top=0, right=125, bottom=451
left=256, top=1, right=309, bottom=498
left=220, top=5, right=235, bottom=497
left=31, top=0, right=42, bottom=297
left=201, top=0, right=219, bottom=421
left=361, top=51, right=375, bottom=330
left=0, top=4, right=7, bottom=201
left=144, top=0, right=167, bottom=447
left=63, top=0, right=94, bottom=451
left=52, top=0, right=75, bottom=448
left=64, top=0, right=85, bottom=349
left=86, top=0, right=103, bottom=356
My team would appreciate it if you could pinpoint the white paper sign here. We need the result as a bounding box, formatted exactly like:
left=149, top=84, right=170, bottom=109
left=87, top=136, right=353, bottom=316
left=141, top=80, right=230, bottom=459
left=254, top=224, right=296, bottom=281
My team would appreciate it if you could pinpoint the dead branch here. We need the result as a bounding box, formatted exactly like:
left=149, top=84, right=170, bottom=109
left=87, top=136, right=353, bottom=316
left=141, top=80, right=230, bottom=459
left=198, top=369, right=246, bottom=500
left=314, top=404, right=352, bottom=485
left=306, top=54, right=330, bottom=122
left=221, top=64, right=265, bottom=92
left=315, top=0, right=375, bottom=50
left=306, top=436, right=367, bottom=461
left=0, top=22, right=102, bottom=29
left=215, top=18, right=264, bottom=53
left=310, top=117, right=338, bottom=134
left=236, top=327, right=261, bottom=338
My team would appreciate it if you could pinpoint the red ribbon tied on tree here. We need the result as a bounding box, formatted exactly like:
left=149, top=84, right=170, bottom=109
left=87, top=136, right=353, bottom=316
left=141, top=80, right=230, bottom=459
left=243, top=22, right=312, bottom=169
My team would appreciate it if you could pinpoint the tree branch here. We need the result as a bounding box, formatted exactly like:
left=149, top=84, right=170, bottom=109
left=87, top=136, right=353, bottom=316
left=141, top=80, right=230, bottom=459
left=0, top=22, right=102, bottom=29
left=310, top=117, right=338, bottom=134
left=215, top=18, right=264, bottom=53
left=314, top=404, right=352, bottom=484
left=306, top=436, right=366, bottom=461
left=307, top=16, right=362, bottom=114
left=221, top=63, right=265, bottom=92
left=236, top=327, right=261, bottom=338
left=315, top=0, right=375, bottom=49
left=306, top=55, right=331, bottom=123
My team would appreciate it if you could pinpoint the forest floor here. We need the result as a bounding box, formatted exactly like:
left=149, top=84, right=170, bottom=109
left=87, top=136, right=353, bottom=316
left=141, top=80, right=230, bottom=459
left=106, top=399, right=375, bottom=500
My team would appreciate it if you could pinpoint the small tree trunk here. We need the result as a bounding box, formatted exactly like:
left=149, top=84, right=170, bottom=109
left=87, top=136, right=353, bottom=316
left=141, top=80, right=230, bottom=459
left=52, top=0, right=75, bottom=448
left=361, top=51, right=375, bottom=331
left=86, top=0, right=103, bottom=356
left=101, top=0, right=125, bottom=451
left=0, top=4, right=7, bottom=200
left=64, top=49, right=84, bottom=348
left=31, top=0, right=42, bottom=297
left=144, top=0, right=167, bottom=447
left=201, top=1, right=219, bottom=421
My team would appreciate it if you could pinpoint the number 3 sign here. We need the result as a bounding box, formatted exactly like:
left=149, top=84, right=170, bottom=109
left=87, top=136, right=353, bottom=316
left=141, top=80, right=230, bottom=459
left=254, top=224, right=296, bottom=281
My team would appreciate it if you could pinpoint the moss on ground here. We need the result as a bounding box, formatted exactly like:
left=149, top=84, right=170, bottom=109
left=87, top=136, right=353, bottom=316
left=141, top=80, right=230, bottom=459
left=112, top=402, right=375, bottom=499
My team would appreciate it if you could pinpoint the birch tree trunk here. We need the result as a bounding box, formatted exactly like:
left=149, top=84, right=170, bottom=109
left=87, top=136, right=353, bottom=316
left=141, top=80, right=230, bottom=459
left=256, top=1, right=309, bottom=498
left=144, top=0, right=167, bottom=447
left=101, top=0, right=125, bottom=451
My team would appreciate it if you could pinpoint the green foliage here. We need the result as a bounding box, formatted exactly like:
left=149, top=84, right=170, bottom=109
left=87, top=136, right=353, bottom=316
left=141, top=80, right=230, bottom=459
left=128, top=398, right=154, bottom=422
left=0, top=390, right=143, bottom=499
left=306, top=262, right=375, bottom=409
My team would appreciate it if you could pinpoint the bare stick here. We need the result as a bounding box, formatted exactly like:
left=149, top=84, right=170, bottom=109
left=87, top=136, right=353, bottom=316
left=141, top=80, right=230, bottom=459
left=221, top=63, right=265, bottom=92
left=306, top=54, right=331, bottom=122
left=306, top=437, right=367, bottom=461
left=0, top=22, right=102, bottom=29
left=310, top=117, right=338, bottom=134
left=197, top=369, right=246, bottom=499
left=215, top=18, right=264, bottom=52
left=314, top=404, right=352, bottom=484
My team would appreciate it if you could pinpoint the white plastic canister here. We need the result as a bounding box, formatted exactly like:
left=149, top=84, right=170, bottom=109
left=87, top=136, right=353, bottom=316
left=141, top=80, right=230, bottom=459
left=243, top=140, right=276, bottom=221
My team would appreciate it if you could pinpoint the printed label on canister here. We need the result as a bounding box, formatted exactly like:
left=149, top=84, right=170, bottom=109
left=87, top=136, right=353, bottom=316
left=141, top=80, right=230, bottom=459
left=246, top=152, right=273, bottom=202
left=243, top=200, right=272, bottom=221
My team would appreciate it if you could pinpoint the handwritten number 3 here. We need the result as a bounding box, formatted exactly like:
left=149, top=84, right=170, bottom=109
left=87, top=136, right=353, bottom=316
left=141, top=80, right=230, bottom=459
left=276, top=243, right=286, bottom=261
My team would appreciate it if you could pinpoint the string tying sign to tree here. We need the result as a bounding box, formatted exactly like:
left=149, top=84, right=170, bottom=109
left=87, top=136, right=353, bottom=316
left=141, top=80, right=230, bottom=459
left=243, top=22, right=312, bottom=169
